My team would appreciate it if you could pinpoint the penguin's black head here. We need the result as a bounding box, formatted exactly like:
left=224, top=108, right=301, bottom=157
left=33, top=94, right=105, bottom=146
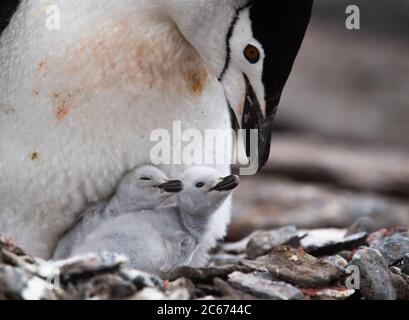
left=217, top=0, right=314, bottom=172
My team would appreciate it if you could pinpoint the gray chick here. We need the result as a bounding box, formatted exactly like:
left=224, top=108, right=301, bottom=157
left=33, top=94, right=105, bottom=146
left=53, top=165, right=182, bottom=259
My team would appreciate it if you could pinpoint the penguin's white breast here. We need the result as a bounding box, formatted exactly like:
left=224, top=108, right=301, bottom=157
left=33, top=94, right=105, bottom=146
left=0, top=2, right=232, bottom=257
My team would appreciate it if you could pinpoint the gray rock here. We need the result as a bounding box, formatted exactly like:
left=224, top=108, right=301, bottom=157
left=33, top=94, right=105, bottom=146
left=165, top=278, right=196, bottom=300
left=367, top=227, right=408, bottom=247
left=338, top=250, right=353, bottom=261
left=401, top=253, right=409, bottom=275
left=239, top=259, right=269, bottom=273
left=0, top=265, right=57, bottom=300
left=195, top=295, right=217, bottom=300
left=168, top=265, right=250, bottom=283
left=246, top=226, right=302, bottom=259
left=214, top=278, right=259, bottom=300
left=345, top=217, right=376, bottom=237
left=304, top=232, right=368, bottom=257
left=119, top=268, right=163, bottom=291
left=0, top=236, right=27, bottom=258
left=228, top=271, right=303, bottom=300
left=0, top=266, right=31, bottom=300
left=315, top=288, right=355, bottom=300
left=222, top=231, right=261, bottom=254
left=48, top=252, right=127, bottom=281
left=300, top=287, right=355, bottom=300
left=131, top=287, right=166, bottom=300
left=211, top=253, right=246, bottom=266
left=82, top=273, right=136, bottom=300
left=390, top=267, right=409, bottom=300
left=194, top=283, right=222, bottom=298
left=375, top=233, right=409, bottom=266
left=323, top=255, right=349, bottom=272
left=350, top=247, right=396, bottom=300
left=265, top=246, right=343, bottom=288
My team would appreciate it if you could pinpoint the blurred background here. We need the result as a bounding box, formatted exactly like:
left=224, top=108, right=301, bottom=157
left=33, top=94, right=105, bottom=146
left=229, top=0, right=409, bottom=241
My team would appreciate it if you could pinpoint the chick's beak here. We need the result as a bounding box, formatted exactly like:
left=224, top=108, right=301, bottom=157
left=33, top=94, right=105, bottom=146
left=210, top=175, right=240, bottom=192
left=156, top=180, right=183, bottom=193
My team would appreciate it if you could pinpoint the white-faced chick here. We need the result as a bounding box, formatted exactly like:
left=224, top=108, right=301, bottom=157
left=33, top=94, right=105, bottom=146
left=53, top=165, right=182, bottom=259
left=160, top=166, right=240, bottom=272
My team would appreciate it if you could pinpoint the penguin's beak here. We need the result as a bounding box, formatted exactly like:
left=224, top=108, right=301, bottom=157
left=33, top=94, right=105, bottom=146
left=240, top=76, right=274, bottom=172
left=210, top=175, right=240, bottom=192
left=221, top=73, right=272, bottom=173
left=156, top=180, right=183, bottom=193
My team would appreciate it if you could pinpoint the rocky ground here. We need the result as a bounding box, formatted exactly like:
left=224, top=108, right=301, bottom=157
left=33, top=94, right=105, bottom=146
left=0, top=222, right=408, bottom=300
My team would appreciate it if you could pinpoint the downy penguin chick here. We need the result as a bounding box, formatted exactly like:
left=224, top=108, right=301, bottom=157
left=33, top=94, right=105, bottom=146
left=161, top=166, right=240, bottom=272
left=53, top=165, right=182, bottom=259
left=56, top=166, right=239, bottom=276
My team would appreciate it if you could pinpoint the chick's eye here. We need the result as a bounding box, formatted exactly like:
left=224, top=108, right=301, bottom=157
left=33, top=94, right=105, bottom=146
left=196, top=182, right=205, bottom=188
left=244, top=44, right=260, bottom=64
left=140, top=177, right=151, bottom=181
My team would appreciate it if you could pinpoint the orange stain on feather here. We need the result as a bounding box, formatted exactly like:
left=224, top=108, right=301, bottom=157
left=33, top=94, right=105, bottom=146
left=56, top=104, right=69, bottom=120
left=57, top=17, right=209, bottom=96
left=37, top=59, right=48, bottom=71
left=34, top=16, right=210, bottom=120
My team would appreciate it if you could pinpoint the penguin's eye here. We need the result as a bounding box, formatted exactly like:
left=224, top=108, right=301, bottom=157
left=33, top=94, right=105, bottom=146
left=140, top=177, right=151, bottom=181
left=196, top=182, right=205, bottom=188
left=244, top=44, right=260, bottom=64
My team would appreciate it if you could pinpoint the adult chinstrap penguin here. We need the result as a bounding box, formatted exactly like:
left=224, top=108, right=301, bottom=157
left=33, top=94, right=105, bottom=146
left=0, top=1, right=313, bottom=261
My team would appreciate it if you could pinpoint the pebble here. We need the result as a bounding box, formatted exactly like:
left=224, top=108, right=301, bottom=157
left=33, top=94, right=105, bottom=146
left=82, top=273, right=136, bottom=300
left=246, top=226, right=302, bottom=259
left=315, top=288, right=355, bottom=300
left=213, top=278, right=259, bottom=300
left=303, top=231, right=368, bottom=256
left=265, top=246, right=343, bottom=288
left=46, top=251, right=127, bottom=281
left=301, top=287, right=355, bottom=300
left=345, top=217, right=376, bottom=237
left=0, top=265, right=31, bottom=299
left=367, top=227, right=407, bottom=247
left=389, top=267, right=409, bottom=300
left=165, top=278, right=196, bottom=300
left=401, top=253, right=409, bottom=275
left=239, top=258, right=269, bottom=273
left=168, top=265, right=250, bottom=283
left=131, top=287, right=166, bottom=300
left=119, top=268, right=163, bottom=291
left=211, top=253, right=246, bottom=266
left=228, top=271, right=304, bottom=300
left=221, top=231, right=261, bottom=254
left=322, top=255, right=349, bottom=271
left=350, top=247, right=396, bottom=300
left=0, top=265, right=56, bottom=300
left=374, top=232, right=409, bottom=266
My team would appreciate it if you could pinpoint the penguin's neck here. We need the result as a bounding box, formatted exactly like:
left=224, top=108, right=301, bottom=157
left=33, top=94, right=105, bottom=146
left=178, top=209, right=213, bottom=242
left=105, top=193, right=152, bottom=214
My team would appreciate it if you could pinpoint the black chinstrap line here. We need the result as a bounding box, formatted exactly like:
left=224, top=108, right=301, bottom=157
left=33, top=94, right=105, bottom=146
left=217, top=1, right=253, bottom=82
